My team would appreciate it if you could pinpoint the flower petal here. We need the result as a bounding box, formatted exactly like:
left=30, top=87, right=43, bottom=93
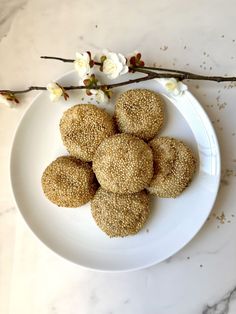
left=47, top=82, right=63, bottom=102
left=74, top=52, right=92, bottom=78
left=155, top=78, right=187, bottom=96
left=90, top=89, right=97, bottom=95
left=96, top=90, right=108, bottom=103
left=0, top=94, right=13, bottom=108
left=118, top=53, right=127, bottom=65
left=102, top=51, right=128, bottom=79
left=108, top=52, right=120, bottom=63
left=119, top=65, right=129, bottom=75
left=75, top=52, right=83, bottom=59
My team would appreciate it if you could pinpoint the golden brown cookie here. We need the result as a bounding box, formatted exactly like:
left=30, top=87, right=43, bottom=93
left=41, top=156, right=98, bottom=207
left=91, top=188, right=150, bottom=237
left=115, top=89, right=165, bottom=140
left=60, top=104, right=116, bottom=161
left=148, top=137, right=196, bottom=198
left=93, top=134, right=154, bottom=194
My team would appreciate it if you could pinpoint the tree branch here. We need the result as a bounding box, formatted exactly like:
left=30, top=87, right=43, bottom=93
left=0, top=73, right=157, bottom=94
left=1, top=55, right=236, bottom=96
left=40, top=56, right=74, bottom=63
left=1, top=72, right=236, bottom=96
left=41, top=55, right=101, bottom=66
left=40, top=55, right=189, bottom=75
left=40, top=55, right=236, bottom=82
left=0, top=86, right=46, bottom=94
left=134, top=65, right=195, bottom=76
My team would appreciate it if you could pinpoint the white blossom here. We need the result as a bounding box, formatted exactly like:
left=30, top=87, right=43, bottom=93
left=47, top=82, right=63, bottom=101
left=90, top=89, right=109, bottom=104
left=74, top=52, right=91, bottom=78
left=156, top=78, right=187, bottom=96
left=0, top=94, right=14, bottom=108
left=102, top=52, right=128, bottom=79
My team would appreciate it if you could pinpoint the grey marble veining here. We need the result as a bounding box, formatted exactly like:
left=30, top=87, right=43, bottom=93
left=203, top=286, right=236, bottom=314
left=0, top=0, right=27, bottom=41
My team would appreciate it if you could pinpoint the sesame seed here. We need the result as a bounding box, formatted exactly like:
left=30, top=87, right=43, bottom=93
left=147, top=137, right=197, bottom=198
left=60, top=104, right=116, bottom=162
left=93, top=134, right=154, bottom=194
left=115, top=89, right=165, bottom=141
left=41, top=156, right=98, bottom=207
left=91, top=188, right=150, bottom=237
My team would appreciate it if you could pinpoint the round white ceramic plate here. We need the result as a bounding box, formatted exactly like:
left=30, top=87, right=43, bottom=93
left=10, top=71, right=221, bottom=272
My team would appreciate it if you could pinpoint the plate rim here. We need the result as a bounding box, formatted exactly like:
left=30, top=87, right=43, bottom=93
left=9, top=70, right=221, bottom=272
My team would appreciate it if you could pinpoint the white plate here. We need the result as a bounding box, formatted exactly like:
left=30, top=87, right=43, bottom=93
left=10, top=71, right=221, bottom=272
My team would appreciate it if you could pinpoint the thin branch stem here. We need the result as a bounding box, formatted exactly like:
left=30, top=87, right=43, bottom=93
left=0, top=73, right=157, bottom=94
left=0, top=86, right=46, bottom=94
left=133, top=65, right=194, bottom=76
left=1, top=55, right=236, bottom=96
left=1, top=72, right=236, bottom=96
left=40, top=55, right=236, bottom=82
left=40, top=56, right=74, bottom=63
left=41, top=55, right=101, bottom=66
left=40, top=55, right=186, bottom=76
left=40, top=56, right=180, bottom=73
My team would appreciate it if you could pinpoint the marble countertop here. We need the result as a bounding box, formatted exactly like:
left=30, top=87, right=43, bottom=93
left=1, top=0, right=236, bottom=313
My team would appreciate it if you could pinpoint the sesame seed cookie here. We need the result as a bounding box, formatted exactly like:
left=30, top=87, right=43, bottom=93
left=41, top=156, right=98, bottom=207
left=115, top=89, right=165, bottom=141
left=60, top=104, right=116, bottom=162
left=148, top=137, right=197, bottom=198
left=91, top=188, right=150, bottom=237
left=93, top=134, right=154, bottom=194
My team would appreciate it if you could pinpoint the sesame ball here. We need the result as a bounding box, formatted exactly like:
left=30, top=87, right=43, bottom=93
left=115, top=89, right=165, bottom=141
left=60, top=104, right=116, bottom=162
left=91, top=188, right=150, bottom=237
left=148, top=137, right=197, bottom=198
left=41, top=156, right=98, bottom=207
left=93, top=134, right=154, bottom=194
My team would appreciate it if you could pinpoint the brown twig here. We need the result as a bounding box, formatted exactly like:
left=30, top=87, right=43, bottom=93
left=40, top=56, right=195, bottom=76
left=0, top=73, right=176, bottom=94
left=0, top=86, right=46, bottom=94
left=41, top=55, right=101, bottom=66
left=41, top=55, right=236, bottom=82
left=1, top=55, right=236, bottom=96
left=41, top=55, right=190, bottom=75
left=40, top=56, right=74, bottom=63
left=134, top=65, right=195, bottom=76
left=1, top=71, right=236, bottom=96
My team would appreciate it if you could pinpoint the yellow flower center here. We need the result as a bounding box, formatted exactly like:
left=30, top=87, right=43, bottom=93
left=165, top=81, right=177, bottom=91
left=104, top=59, right=117, bottom=74
left=76, top=59, right=87, bottom=68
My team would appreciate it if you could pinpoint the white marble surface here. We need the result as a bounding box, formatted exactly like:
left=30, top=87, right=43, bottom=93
left=1, top=0, right=236, bottom=313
